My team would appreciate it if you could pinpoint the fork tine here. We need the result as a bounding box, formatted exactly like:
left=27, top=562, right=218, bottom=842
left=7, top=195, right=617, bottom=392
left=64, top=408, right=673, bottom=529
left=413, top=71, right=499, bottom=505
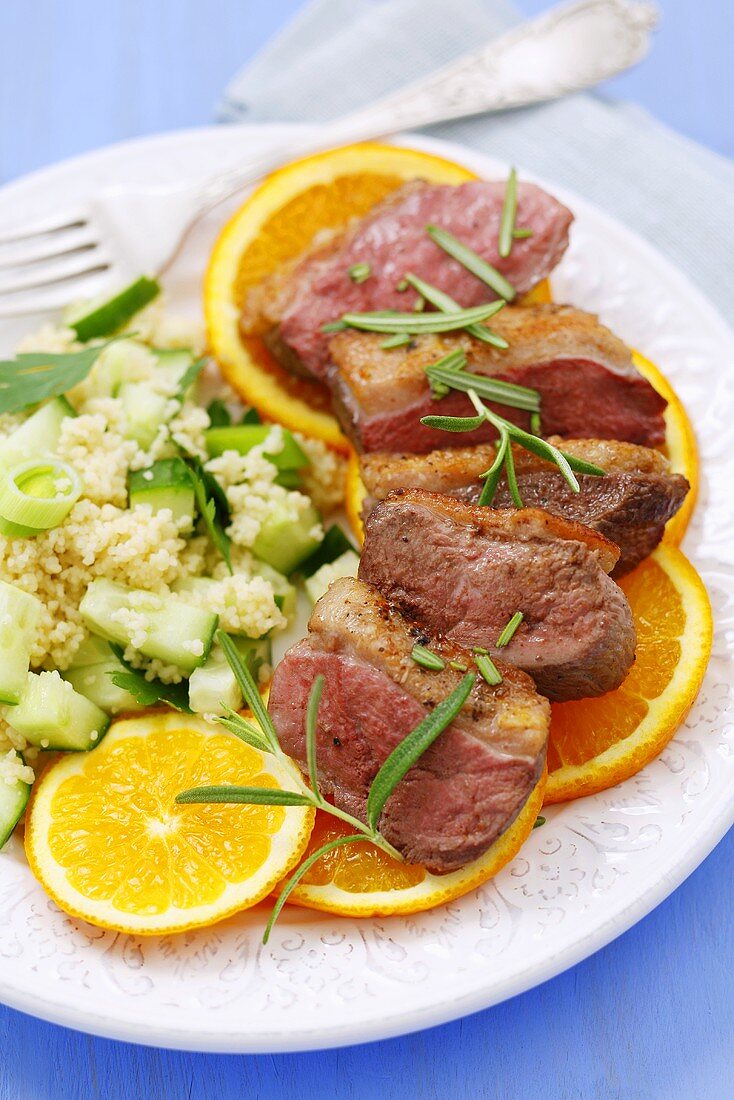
left=0, top=271, right=112, bottom=319
left=0, top=229, right=100, bottom=272
left=0, top=210, right=89, bottom=247
left=0, top=253, right=111, bottom=297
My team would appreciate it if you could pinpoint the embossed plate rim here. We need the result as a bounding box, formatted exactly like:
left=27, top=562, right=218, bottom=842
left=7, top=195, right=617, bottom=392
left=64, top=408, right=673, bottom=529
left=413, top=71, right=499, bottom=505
left=0, top=125, right=731, bottom=1052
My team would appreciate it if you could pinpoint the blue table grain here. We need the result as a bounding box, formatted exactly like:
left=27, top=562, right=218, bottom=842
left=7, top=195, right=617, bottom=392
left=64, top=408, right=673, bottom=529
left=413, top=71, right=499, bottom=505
left=1, top=2, right=732, bottom=1096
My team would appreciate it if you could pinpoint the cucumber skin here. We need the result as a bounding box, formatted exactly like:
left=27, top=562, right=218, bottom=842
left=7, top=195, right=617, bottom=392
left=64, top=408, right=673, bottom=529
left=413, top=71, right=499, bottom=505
left=70, top=277, right=160, bottom=342
left=128, top=459, right=195, bottom=524
left=0, top=773, right=31, bottom=851
left=1, top=672, right=110, bottom=752
left=0, top=580, right=42, bottom=706
left=79, top=579, right=218, bottom=674
left=252, top=502, right=322, bottom=575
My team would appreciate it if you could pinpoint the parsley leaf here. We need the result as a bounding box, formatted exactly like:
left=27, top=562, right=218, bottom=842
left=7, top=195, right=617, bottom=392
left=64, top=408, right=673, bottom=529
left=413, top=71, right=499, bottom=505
left=0, top=338, right=122, bottom=414
left=108, top=644, right=192, bottom=712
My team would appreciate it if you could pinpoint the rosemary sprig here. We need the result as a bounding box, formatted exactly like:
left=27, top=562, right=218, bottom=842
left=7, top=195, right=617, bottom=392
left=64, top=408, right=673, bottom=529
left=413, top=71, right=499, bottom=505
left=348, top=262, right=371, bottom=284
left=421, top=386, right=605, bottom=507
left=176, top=630, right=476, bottom=942
left=381, top=333, right=413, bottom=349
left=424, top=355, right=540, bottom=413
left=426, top=224, right=516, bottom=302
left=404, top=272, right=508, bottom=349
left=498, top=167, right=518, bottom=259
left=475, top=652, right=503, bottom=686
left=335, top=302, right=506, bottom=335
left=410, top=643, right=446, bottom=671
left=496, top=611, right=524, bottom=648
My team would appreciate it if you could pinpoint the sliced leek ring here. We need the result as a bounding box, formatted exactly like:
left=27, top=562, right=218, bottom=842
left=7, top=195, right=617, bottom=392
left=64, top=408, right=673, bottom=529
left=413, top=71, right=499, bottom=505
left=0, top=458, right=81, bottom=535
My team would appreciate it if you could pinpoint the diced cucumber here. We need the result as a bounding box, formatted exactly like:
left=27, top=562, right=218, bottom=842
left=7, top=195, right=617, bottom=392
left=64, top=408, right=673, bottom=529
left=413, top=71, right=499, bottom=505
left=252, top=501, right=322, bottom=575
left=1, top=671, right=110, bottom=751
left=79, top=578, right=217, bottom=674
left=299, top=523, right=359, bottom=578
left=0, top=765, right=31, bottom=850
left=204, top=425, right=308, bottom=473
left=0, top=396, right=76, bottom=468
left=154, top=348, right=197, bottom=396
left=64, top=635, right=146, bottom=715
left=188, top=637, right=271, bottom=716
left=128, top=458, right=195, bottom=526
left=0, top=581, right=42, bottom=705
left=251, top=561, right=296, bottom=619
left=67, top=276, right=160, bottom=342
left=304, top=550, right=361, bottom=605
left=119, top=382, right=170, bottom=449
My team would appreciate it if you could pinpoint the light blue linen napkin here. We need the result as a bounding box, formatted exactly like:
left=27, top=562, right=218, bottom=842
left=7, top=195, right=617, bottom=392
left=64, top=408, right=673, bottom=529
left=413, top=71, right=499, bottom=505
left=220, top=0, right=734, bottom=319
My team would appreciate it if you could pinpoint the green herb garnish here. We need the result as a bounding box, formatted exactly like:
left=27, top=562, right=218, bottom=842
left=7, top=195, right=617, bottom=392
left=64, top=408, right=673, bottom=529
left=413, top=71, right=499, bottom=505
left=498, top=167, right=518, bottom=259
left=410, top=643, right=446, bottom=671
left=207, top=399, right=232, bottom=427
left=108, top=644, right=192, bottom=713
left=177, top=631, right=476, bottom=942
left=175, top=357, right=206, bottom=402
left=496, top=611, right=524, bottom=648
left=336, top=302, right=507, bottom=335
left=348, top=262, right=372, bottom=284
left=533, top=815, right=546, bottom=829
left=381, top=333, right=413, bottom=350
left=177, top=449, right=233, bottom=574
left=404, top=273, right=508, bottom=349
left=513, top=228, right=533, bottom=240
left=424, top=353, right=540, bottom=412
left=0, top=338, right=123, bottom=415
left=422, top=386, right=605, bottom=508
left=426, top=224, right=516, bottom=302
left=475, top=652, right=503, bottom=687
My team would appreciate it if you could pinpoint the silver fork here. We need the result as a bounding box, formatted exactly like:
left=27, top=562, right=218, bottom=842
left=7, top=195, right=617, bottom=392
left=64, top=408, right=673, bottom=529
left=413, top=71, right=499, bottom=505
left=0, top=0, right=657, bottom=319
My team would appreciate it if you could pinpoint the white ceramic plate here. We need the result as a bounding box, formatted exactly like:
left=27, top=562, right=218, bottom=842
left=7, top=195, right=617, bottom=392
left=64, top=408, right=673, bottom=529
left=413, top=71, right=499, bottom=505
left=0, top=126, right=732, bottom=1054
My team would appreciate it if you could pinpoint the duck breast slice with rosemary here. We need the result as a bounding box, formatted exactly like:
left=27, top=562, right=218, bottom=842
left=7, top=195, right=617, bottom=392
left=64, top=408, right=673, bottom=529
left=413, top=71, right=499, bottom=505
left=329, top=304, right=667, bottom=452
left=358, top=489, right=636, bottom=701
left=359, top=439, right=689, bottom=576
left=267, top=577, right=549, bottom=874
left=241, top=180, right=573, bottom=380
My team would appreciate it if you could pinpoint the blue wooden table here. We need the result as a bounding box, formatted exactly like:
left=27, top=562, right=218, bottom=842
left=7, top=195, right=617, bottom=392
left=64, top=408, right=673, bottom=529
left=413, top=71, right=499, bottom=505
left=1, top=2, right=732, bottom=1096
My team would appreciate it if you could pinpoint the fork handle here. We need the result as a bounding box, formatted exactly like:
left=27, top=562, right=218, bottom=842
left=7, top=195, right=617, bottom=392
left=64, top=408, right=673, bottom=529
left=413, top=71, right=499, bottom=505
left=160, top=0, right=657, bottom=274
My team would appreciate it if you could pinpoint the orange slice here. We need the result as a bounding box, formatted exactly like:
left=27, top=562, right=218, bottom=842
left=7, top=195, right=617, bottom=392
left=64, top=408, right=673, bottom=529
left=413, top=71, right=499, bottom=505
left=25, top=713, right=314, bottom=935
left=205, top=142, right=478, bottom=451
left=545, top=545, right=712, bottom=804
left=277, top=770, right=545, bottom=917
left=632, top=350, right=698, bottom=544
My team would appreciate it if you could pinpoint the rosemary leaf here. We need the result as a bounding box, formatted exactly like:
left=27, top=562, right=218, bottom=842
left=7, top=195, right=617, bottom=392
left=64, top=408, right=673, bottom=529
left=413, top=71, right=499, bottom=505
left=381, top=333, right=412, bottom=349
left=404, top=272, right=509, bottom=349
left=449, top=660, right=468, bottom=672
left=496, top=611, right=524, bottom=648
left=217, top=630, right=279, bottom=753
left=513, top=228, right=533, bottom=240
left=263, top=834, right=368, bottom=944
left=176, top=785, right=312, bottom=807
left=338, top=302, right=505, bottom=335
left=410, top=644, right=446, bottom=671
left=504, top=438, right=524, bottom=507
left=426, top=224, right=517, bottom=302
left=477, top=434, right=509, bottom=506
left=420, top=413, right=486, bottom=432
left=475, top=653, right=503, bottom=687
left=498, top=167, right=518, bottom=259
left=306, top=675, right=324, bottom=802
left=321, top=320, right=348, bottom=333
left=216, top=707, right=272, bottom=754
left=366, top=672, right=475, bottom=831
left=424, top=364, right=540, bottom=413
left=348, top=262, right=371, bottom=284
